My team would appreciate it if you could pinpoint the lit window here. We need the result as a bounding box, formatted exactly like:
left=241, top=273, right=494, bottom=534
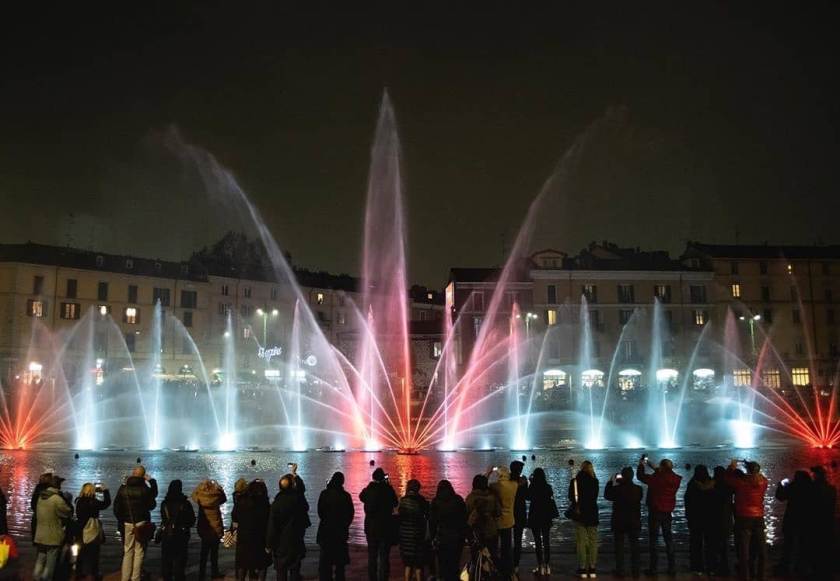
left=316, top=292, right=325, bottom=305
left=243, top=326, right=251, bottom=339
left=61, top=302, right=80, bottom=320
left=694, top=310, right=708, bottom=326
left=27, top=300, right=45, bottom=318
left=543, top=369, right=567, bottom=390
left=98, top=305, right=109, bottom=316
left=581, top=369, right=605, bottom=388
left=762, top=369, right=781, bottom=389
left=792, top=367, right=810, bottom=386
left=730, top=284, right=741, bottom=299
left=547, top=309, right=558, bottom=326
left=427, top=292, right=434, bottom=301
left=432, top=341, right=443, bottom=358
left=733, top=369, right=752, bottom=386
left=125, top=307, right=138, bottom=325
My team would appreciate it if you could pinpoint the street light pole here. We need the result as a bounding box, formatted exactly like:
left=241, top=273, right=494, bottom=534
left=739, top=313, right=761, bottom=356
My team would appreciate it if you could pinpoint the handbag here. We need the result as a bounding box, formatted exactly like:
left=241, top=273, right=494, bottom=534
left=563, top=477, right=581, bottom=522
left=126, top=491, right=156, bottom=544
left=82, top=517, right=105, bottom=545
left=222, top=528, right=237, bottom=549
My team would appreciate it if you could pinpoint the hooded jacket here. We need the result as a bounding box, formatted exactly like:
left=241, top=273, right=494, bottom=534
left=637, top=465, right=682, bottom=513
left=114, top=476, right=158, bottom=524
left=490, top=468, right=518, bottom=529
left=34, top=487, right=73, bottom=546
left=192, top=483, right=227, bottom=540
left=723, top=468, right=768, bottom=518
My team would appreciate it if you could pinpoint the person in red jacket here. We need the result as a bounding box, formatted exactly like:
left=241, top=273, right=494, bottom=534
left=637, top=456, right=682, bottom=575
left=722, top=459, right=768, bottom=581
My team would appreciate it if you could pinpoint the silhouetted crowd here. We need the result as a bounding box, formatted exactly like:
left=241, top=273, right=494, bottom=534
left=0, top=455, right=837, bottom=580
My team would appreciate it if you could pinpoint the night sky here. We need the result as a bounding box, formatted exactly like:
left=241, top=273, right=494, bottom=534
left=2, top=2, right=839, bottom=286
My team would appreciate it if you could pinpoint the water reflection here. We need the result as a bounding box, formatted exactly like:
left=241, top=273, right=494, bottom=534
left=1, top=447, right=837, bottom=547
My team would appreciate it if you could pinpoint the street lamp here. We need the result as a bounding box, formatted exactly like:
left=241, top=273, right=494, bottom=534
left=739, top=313, right=761, bottom=356
left=256, top=308, right=279, bottom=345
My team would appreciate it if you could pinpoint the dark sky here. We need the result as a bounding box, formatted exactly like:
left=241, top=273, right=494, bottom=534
left=2, top=2, right=839, bottom=286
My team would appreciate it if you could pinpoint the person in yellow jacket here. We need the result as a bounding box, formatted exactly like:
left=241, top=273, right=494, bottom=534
left=489, top=466, right=518, bottom=579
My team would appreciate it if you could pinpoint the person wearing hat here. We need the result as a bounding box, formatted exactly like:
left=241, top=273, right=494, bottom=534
left=359, top=468, right=398, bottom=581
left=317, top=472, right=354, bottom=581
left=723, top=459, right=768, bottom=580
left=32, top=475, right=72, bottom=581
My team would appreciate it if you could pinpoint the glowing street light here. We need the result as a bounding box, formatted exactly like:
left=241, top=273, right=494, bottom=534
left=739, top=313, right=761, bottom=356
left=257, top=308, right=279, bottom=345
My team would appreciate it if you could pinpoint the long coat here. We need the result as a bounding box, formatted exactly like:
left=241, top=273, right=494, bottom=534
left=398, top=492, right=429, bottom=567
left=526, top=481, right=557, bottom=529
left=429, top=491, right=467, bottom=547
left=232, top=491, right=271, bottom=571
left=34, top=487, right=72, bottom=546
left=360, top=481, right=398, bottom=542
left=267, top=489, right=307, bottom=568
left=192, top=484, right=227, bottom=541
left=317, top=484, right=354, bottom=565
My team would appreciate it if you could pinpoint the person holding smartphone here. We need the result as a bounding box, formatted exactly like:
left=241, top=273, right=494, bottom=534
left=722, top=459, right=768, bottom=580
left=604, top=467, right=642, bottom=578
left=359, top=468, right=398, bottom=581
left=636, top=456, right=681, bottom=576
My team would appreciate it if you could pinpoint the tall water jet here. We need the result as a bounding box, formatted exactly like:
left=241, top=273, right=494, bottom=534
left=646, top=299, right=673, bottom=447
left=218, top=311, right=238, bottom=450
left=578, top=298, right=602, bottom=448
left=74, top=309, right=97, bottom=450
left=147, top=301, right=164, bottom=450
left=358, top=91, right=414, bottom=451
left=286, top=300, right=306, bottom=451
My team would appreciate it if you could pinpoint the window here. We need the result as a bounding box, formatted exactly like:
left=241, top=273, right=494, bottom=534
left=762, top=369, right=781, bottom=389
left=731, top=261, right=739, bottom=275
left=733, top=369, right=752, bottom=386
left=694, top=310, right=708, bottom=326
left=128, top=285, right=138, bottom=303
left=33, top=275, right=44, bottom=295
left=125, top=333, right=136, bottom=353
left=582, top=284, right=598, bottom=303
left=153, top=287, right=171, bottom=307
left=792, top=309, right=801, bottom=324
left=795, top=342, right=805, bottom=355
left=828, top=309, right=835, bottom=325
left=182, top=311, right=193, bottom=327
left=619, top=309, right=633, bottom=325
left=337, top=311, right=346, bottom=325
left=617, top=284, right=635, bottom=304
left=432, top=341, right=443, bottom=359
left=730, top=283, right=741, bottom=299
left=27, top=299, right=45, bottom=318
left=689, top=285, right=707, bottom=303
left=316, top=292, right=325, bottom=305
left=826, top=288, right=834, bottom=303
left=221, top=284, right=229, bottom=296
left=180, top=264, right=189, bottom=276
left=790, top=286, right=798, bottom=301
left=60, top=302, right=80, bottom=320
left=218, top=302, right=232, bottom=316
left=66, top=279, right=77, bottom=299
left=338, top=295, right=346, bottom=307
left=472, top=292, right=485, bottom=312
left=759, top=261, right=768, bottom=275
left=97, top=281, right=109, bottom=301
left=546, top=309, right=558, bottom=326
left=243, top=326, right=251, bottom=339
left=763, top=309, right=773, bottom=324
left=427, top=292, right=434, bottom=301
left=271, top=287, right=279, bottom=300
left=240, top=304, right=253, bottom=317
left=589, top=309, right=601, bottom=329
left=792, top=367, right=810, bottom=386
left=419, top=310, right=429, bottom=321
left=761, top=286, right=770, bottom=302
left=620, top=340, right=636, bottom=362
left=547, top=285, right=557, bottom=304
left=95, top=255, right=104, bottom=268
left=473, top=316, right=483, bottom=337
left=180, top=290, right=197, bottom=309
left=124, top=307, right=138, bottom=324
left=654, top=284, right=671, bottom=303
left=154, top=261, right=162, bottom=273
left=243, top=286, right=252, bottom=298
